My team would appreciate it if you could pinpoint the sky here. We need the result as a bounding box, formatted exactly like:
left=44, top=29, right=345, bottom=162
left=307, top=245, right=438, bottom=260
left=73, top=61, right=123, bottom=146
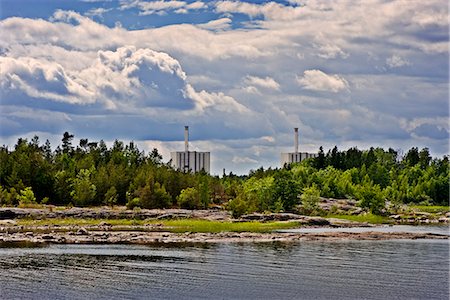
left=0, top=0, right=448, bottom=175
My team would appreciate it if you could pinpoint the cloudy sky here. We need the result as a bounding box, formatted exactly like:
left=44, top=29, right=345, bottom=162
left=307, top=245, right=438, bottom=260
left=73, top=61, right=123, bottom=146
left=0, top=0, right=448, bottom=174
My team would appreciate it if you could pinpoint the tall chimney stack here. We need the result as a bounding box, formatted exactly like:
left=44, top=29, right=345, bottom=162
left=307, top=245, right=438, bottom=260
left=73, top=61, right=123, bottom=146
left=184, top=126, right=189, bottom=152
left=294, top=128, right=299, bottom=153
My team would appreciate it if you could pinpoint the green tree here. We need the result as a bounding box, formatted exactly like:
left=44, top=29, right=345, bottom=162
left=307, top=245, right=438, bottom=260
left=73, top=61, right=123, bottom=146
left=356, top=176, right=385, bottom=214
left=300, top=184, right=321, bottom=214
left=104, top=186, right=118, bottom=207
left=137, top=182, right=171, bottom=209
left=61, top=132, right=74, bottom=154
left=71, top=169, right=96, bottom=206
left=273, top=170, right=299, bottom=210
left=404, top=147, right=420, bottom=167
left=418, top=148, right=431, bottom=169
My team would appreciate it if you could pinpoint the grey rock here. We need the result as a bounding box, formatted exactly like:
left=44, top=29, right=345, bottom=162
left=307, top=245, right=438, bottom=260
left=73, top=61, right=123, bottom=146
left=76, top=227, right=89, bottom=235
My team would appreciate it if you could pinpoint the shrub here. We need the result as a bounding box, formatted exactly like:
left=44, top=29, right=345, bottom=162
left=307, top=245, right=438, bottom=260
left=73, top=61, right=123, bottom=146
left=300, top=184, right=321, bottom=213
left=17, top=187, right=37, bottom=206
left=126, top=197, right=141, bottom=210
left=356, top=179, right=385, bottom=215
left=104, top=186, right=118, bottom=207
left=178, top=187, right=201, bottom=209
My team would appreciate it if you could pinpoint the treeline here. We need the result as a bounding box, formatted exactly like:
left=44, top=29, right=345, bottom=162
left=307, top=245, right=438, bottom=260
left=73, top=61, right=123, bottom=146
left=0, top=133, right=236, bottom=209
left=232, top=146, right=449, bottom=216
left=0, top=133, right=448, bottom=216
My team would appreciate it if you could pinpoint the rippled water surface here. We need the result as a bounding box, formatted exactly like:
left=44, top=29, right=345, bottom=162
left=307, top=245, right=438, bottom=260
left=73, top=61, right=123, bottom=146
left=1, top=240, right=448, bottom=299
left=279, top=225, right=450, bottom=235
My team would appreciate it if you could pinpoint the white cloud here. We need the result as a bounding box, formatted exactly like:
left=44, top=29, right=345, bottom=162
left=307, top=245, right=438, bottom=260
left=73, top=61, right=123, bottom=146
left=297, top=70, right=349, bottom=93
left=0, top=0, right=448, bottom=173
left=244, top=75, right=280, bottom=91
left=232, top=156, right=258, bottom=164
left=386, top=54, right=411, bottom=68
left=186, top=1, right=206, bottom=10
left=1, top=45, right=250, bottom=116
left=197, top=17, right=232, bottom=31
left=184, top=84, right=248, bottom=113
left=0, top=56, right=95, bottom=104
left=215, top=1, right=302, bottom=20
left=314, top=43, right=348, bottom=59
left=120, top=0, right=205, bottom=15
left=85, top=7, right=112, bottom=18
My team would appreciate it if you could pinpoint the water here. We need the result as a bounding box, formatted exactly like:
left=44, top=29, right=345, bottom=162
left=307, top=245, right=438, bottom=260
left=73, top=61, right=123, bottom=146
left=279, top=225, right=450, bottom=235
left=0, top=240, right=448, bottom=300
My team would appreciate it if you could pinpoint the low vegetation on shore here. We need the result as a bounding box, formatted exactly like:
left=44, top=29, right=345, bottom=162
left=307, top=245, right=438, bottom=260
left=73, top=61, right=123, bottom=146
left=1, top=133, right=448, bottom=221
left=7, top=217, right=302, bottom=233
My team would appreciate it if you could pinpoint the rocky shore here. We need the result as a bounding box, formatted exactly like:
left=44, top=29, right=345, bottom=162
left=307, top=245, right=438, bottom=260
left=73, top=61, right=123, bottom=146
left=0, top=207, right=232, bottom=221
left=0, top=207, right=448, bottom=246
left=1, top=229, right=447, bottom=246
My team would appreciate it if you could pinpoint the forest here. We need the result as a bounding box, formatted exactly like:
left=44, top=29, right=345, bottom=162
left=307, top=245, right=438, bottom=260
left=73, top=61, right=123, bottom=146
left=0, top=132, right=448, bottom=216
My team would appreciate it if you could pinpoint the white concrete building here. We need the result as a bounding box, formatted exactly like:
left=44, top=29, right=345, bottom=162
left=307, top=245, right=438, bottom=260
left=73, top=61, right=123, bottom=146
left=170, top=126, right=210, bottom=173
left=281, top=128, right=318, bottom=166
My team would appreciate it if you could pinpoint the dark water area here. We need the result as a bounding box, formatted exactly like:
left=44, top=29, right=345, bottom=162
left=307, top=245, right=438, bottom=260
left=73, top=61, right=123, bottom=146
left=0, top=240, right=448, bottom=300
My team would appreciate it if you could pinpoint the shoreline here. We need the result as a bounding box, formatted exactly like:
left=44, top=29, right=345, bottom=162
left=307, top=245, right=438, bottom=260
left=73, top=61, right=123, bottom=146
left=1, top=229, right=448, bottom=246
left=1, top=207, right=448, bottom=246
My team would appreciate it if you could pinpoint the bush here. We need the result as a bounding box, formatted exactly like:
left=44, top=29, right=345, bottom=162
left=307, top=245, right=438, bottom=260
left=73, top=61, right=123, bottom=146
left=71, top=169, right=96, bottom=206
left=126, top=197, right=141, bottom=210
left=104, top=186, right=118, bottom=207
left=227, top=196, right=253, bottom=218
left=178, top=187, right=200, bottom=209
left=137, top=182, right=171, bottom=209
left=301, top=185, right=321, bottom=211
left=356, top=180, right=385, bottom=215
left=17, top=187, right=37, bottom=206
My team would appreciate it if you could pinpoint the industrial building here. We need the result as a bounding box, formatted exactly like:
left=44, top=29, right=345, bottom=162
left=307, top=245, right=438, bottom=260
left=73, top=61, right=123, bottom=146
left=281, top=128, right=318, bottom=166
left=170, top=126, right=210, bottom=174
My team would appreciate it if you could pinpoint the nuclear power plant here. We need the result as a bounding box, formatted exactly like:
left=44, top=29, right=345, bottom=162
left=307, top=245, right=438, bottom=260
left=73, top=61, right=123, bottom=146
left=281, top=128, right=318, bottom=166
left=170, top=126, right=210, bottom=173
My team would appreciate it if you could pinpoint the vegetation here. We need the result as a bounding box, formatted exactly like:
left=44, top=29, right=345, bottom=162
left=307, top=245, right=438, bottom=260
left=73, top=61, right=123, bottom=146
left=16, top=218, right=301, bottom=233
left=326, top=213, right=391, bottom=224
left=410, top=205, right=449, bottom=214
left=0, top=133, right=448, bottom=217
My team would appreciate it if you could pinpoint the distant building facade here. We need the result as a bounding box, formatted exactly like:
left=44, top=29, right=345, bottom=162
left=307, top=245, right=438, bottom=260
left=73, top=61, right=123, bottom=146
left=281, top=128, right=318, bottom=166
left=170, top=126, right=210, bottom=173
left=281, top=152, right=318, bottom=166
left=170, top=151, right=210, bottom=173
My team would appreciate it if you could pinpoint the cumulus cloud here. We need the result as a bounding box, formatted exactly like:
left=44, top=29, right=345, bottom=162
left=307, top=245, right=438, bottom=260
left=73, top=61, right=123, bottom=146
left=215, top=1, right=302, bottom=20
left=0, top=0, right=448, bottom=173
left=0, top=56, right=95, bottom=104
left=1, top=44, right=251, bottom=115
left=297, top=70, right=348, bottom=93
left=184, top=84, right=248, bottom=113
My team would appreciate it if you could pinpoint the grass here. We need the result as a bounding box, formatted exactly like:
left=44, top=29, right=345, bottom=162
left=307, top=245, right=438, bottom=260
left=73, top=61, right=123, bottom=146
left=159, top=219, right=301, bottom=233
left=15, top=218, right=302, bottom=233
left=326, top=213, right=391, bottom=224
left=411, top=205, right=449, bottom=214
left=17, top=218, right=145, bottom=227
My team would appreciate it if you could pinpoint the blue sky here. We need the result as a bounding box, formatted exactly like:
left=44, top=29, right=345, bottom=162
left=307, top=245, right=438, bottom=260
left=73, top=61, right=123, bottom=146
left=0, top=0, right=448, bottom=174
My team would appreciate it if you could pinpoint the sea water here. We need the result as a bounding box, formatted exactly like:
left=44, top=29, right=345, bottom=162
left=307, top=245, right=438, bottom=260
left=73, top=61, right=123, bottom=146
left=0, top=239, right=448, bottom=299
